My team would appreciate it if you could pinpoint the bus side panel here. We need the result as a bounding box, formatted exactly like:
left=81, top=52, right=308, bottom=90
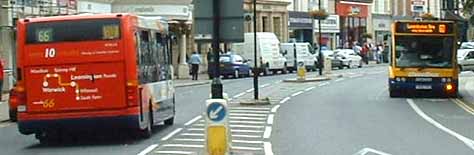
left=141, top=80, right=175, bottom=125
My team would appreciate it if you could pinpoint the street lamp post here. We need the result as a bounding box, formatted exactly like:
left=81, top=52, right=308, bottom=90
left=253, top=0, right=259, bottom=100
left=317, top=0, right=323, bottom=76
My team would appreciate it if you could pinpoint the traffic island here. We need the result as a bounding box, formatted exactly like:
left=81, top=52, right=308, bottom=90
left=239, top=97, right=271, bottom=105
left=283, top=76, right=331, bottom=83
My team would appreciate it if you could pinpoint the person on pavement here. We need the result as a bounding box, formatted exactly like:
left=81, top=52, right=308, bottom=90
left=0, top=59, right=4, bottom=101
left=189, top=52, right=202, bottom=80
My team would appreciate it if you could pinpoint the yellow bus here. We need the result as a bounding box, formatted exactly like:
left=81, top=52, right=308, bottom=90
left=389, top=20, right=458, bottom=98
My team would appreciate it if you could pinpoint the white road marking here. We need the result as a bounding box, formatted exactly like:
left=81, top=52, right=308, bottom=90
left=0, top=122, right=13, bottom=128
left=155, top=151, right=194, bottom=155
left=271, top=105, right=281, bottom=113
left=181, top=133, right=204, bottom=136
left=354, top=147, right=391, bottom=155
left=453, top=99, right=474, bottom=115
left=335, top=78, right=345, bottom=82
left=264, top=142, right=274, bottom=155
left=407, top=99, right=474, bottom=150
left=349, top=74, right=363, bottom=78
left=318, top=82, right=330, bottom=87
left=161, top=128, right=183, bottom=141
left=246, top=88, right=254, bottom=93
left=232, top=140, right=264, bottom=144
left=260, top=83, right=271, bottom=88
left=291, top=91, right=304, bottom=97
left=187, top=128, right=204, bottom=131
left=305, top=86, right=316, bottom=91
left=229, top=113, right=267, bottom=117
left=267, top=114, right=275, bottom=125
left=174, top=138, right=204, bottom=142
left=231, top=129, right=264, bottom=133
left=279, top=97, right=291, bottom=104
left=233, top=92, right=246, bottom=98
left=232, top=134, right=261, bottom=138
left=263, top=126, right=272, bottom=139
left=137, top=144, right=159, bottom=155
left=230, top=120, right=266, bottom=124
left=274, top=80, right=282, bottom=84
left=232, top=146, right=263, bottom=151
left=230, top=124, right=265, bottom=129
left=231, top=107, right=270, bottom=110
left=230, top=116, right=267, bottom=121
left=230, top=110, right=270, bottom=114
left=184, top=115, right=202, bottom=126
left=192, top=123, right=205, bottom=127
left=162, top=144, right=204, bottom=148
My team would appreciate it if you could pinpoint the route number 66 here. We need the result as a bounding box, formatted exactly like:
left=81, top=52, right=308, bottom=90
left=43, top=99, right=55, bottom=108
left=45, top=48, right=56, bottom=58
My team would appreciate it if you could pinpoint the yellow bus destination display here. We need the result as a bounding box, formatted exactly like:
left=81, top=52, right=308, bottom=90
left=395, top=22, right=453, bottom=34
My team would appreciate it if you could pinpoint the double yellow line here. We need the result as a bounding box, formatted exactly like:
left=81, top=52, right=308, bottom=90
left=452, top=99, right=474, bottom=115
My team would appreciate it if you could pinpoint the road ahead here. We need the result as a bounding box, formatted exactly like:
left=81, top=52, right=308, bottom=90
left=1, top=66, right=474, bottom=155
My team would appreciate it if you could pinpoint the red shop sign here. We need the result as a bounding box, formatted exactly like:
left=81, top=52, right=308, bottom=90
left=336, top=3, right=369, bottom=18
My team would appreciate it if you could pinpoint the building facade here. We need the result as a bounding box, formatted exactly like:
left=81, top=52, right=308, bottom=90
left=337, top=0, right=372, bottom=47
left=244, top=0, right=291, bottom=43
left=370, top=0, right=391, bottom=44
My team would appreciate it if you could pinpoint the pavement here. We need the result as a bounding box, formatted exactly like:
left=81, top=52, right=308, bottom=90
left=0, top=93, right=10, bottom=122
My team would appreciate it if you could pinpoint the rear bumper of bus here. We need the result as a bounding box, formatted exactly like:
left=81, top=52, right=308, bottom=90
left=18, top=107, right=141, bottom=135
left=388, top=78, right=458, bottom=97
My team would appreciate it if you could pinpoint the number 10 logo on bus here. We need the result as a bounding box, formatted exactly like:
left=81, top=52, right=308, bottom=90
left=45, top=48, right=56, bottom=58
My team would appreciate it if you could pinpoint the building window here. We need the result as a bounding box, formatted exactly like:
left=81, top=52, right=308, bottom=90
left=87, top=4, right=92, bottom=10
left=262, top=16, right=269, bottom=32
left=273, top=17, right=281, bottom=40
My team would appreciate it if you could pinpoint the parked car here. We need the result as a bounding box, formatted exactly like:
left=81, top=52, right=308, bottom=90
left=321, top=50, right=344, bottom=69
left=281, top=42, right=317, bottom=72
left=458, top=47, right=474, bottom=72
left=334, top=49, right=363, bottom=68
left=208, top=54, right=252, bottom=78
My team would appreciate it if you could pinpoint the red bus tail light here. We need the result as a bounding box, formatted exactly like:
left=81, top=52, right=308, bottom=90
left=127, top=81, right=139, bottom=106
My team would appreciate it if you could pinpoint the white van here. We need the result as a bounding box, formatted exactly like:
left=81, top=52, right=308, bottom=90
left=280, top=42, right=317, bottom=72
left=232, top=32, right=287, bottom=75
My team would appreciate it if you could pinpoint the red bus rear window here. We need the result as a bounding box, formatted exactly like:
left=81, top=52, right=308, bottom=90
left=26, top=18, right=121, bottom=44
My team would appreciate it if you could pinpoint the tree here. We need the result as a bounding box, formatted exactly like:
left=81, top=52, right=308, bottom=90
left=464, top=0, right=474, bottom=25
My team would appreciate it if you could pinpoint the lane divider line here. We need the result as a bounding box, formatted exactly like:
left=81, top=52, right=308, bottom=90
left=184, top=115, right=202, bottom=126
left=318, top=82, right=330, bottom=87
left=161, top=128, right=183, bottom=141
left=407, top=99, right=474, bottom=151
left=263, top=126, right=272, bottom=139
left=267, top=114, right=275, bottom=125
left=260, top=83, right=271, bottom=88
left=279, top=97, right=291, bottom=104
left=271, top=105, right=281, bottom=113
left=137, top=144, right=159, bottom=155
left=335, top=78, right=344, bottom=82
left=233, top=92, right=246, bottom=98
left=162, top=144, right=204, bottom=148
left=246, top=88, right=254, bottom=93
left=305, top=86, right=316, bottom=92
left=291, top=91, right=304, bottom=97
left=264, top=142, right=274, bottom=155
left=174, top=138, right=205, bottom=142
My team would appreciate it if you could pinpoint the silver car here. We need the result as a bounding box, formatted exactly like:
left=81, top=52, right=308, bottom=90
left=457, top=42, right=474, bottom=71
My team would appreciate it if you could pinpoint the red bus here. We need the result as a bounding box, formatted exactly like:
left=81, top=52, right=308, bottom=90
left=15, top=14, right=176, bottom=143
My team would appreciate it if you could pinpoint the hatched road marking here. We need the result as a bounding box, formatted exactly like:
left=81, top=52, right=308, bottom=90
left=184, top=115, right=202, bottom=126
left=137, top=144, right=159, bottom=155
left=161, top=128, right=183, bottom=141
left=452, top=99, right=474, bottom=115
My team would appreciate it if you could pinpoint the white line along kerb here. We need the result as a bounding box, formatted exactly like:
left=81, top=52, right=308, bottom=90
left=137, top=144, right=159, bottom=155
left=305, top=86, right=316, bottom=91
left=291, top=91, right=304, bottom=97
left=161, top=128, right=183, bottom=141
left=280, top=97, right=290, bottom=104
left=267, top=114, right=275, bottom=125
left=263, top=126, right=272, bottom=139
left=233, top=92, right=246, bottom=98
left=184, top=115, right=202, bottom=126
left=264, top=142, right=274, bottom=155
left=407, top=99, right=474, bottom=150
left=271, top=105, right=281, bottom=113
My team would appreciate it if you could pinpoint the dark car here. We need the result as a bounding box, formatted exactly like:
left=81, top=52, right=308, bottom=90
left=208, top=54, right=252, bottom=78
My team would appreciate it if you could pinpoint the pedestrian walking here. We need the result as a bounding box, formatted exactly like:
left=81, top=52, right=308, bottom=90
left=361, top=43, right=369, bottom=64
left=0, top=59, right=4, bottom=100
left=189, top=52, right=202, bottom=80
left=377, top=44, right=384, bottom=63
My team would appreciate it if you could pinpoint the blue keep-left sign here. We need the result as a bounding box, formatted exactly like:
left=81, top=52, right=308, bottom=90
left=207, top=102, right=226, bottom=122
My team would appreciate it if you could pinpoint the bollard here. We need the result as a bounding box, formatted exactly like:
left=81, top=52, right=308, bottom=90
left=297, top=61, right=306, bottom=80
left=205, top=98, right=230, bottom=155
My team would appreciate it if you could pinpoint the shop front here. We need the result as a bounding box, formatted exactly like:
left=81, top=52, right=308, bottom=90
left=314, top=15, right=340, bottom=50
left=336, top=1, right=370, bottom=47
left=288, top=11, right=313, bottom=43
left=372, top=14, right=391, bottom=44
